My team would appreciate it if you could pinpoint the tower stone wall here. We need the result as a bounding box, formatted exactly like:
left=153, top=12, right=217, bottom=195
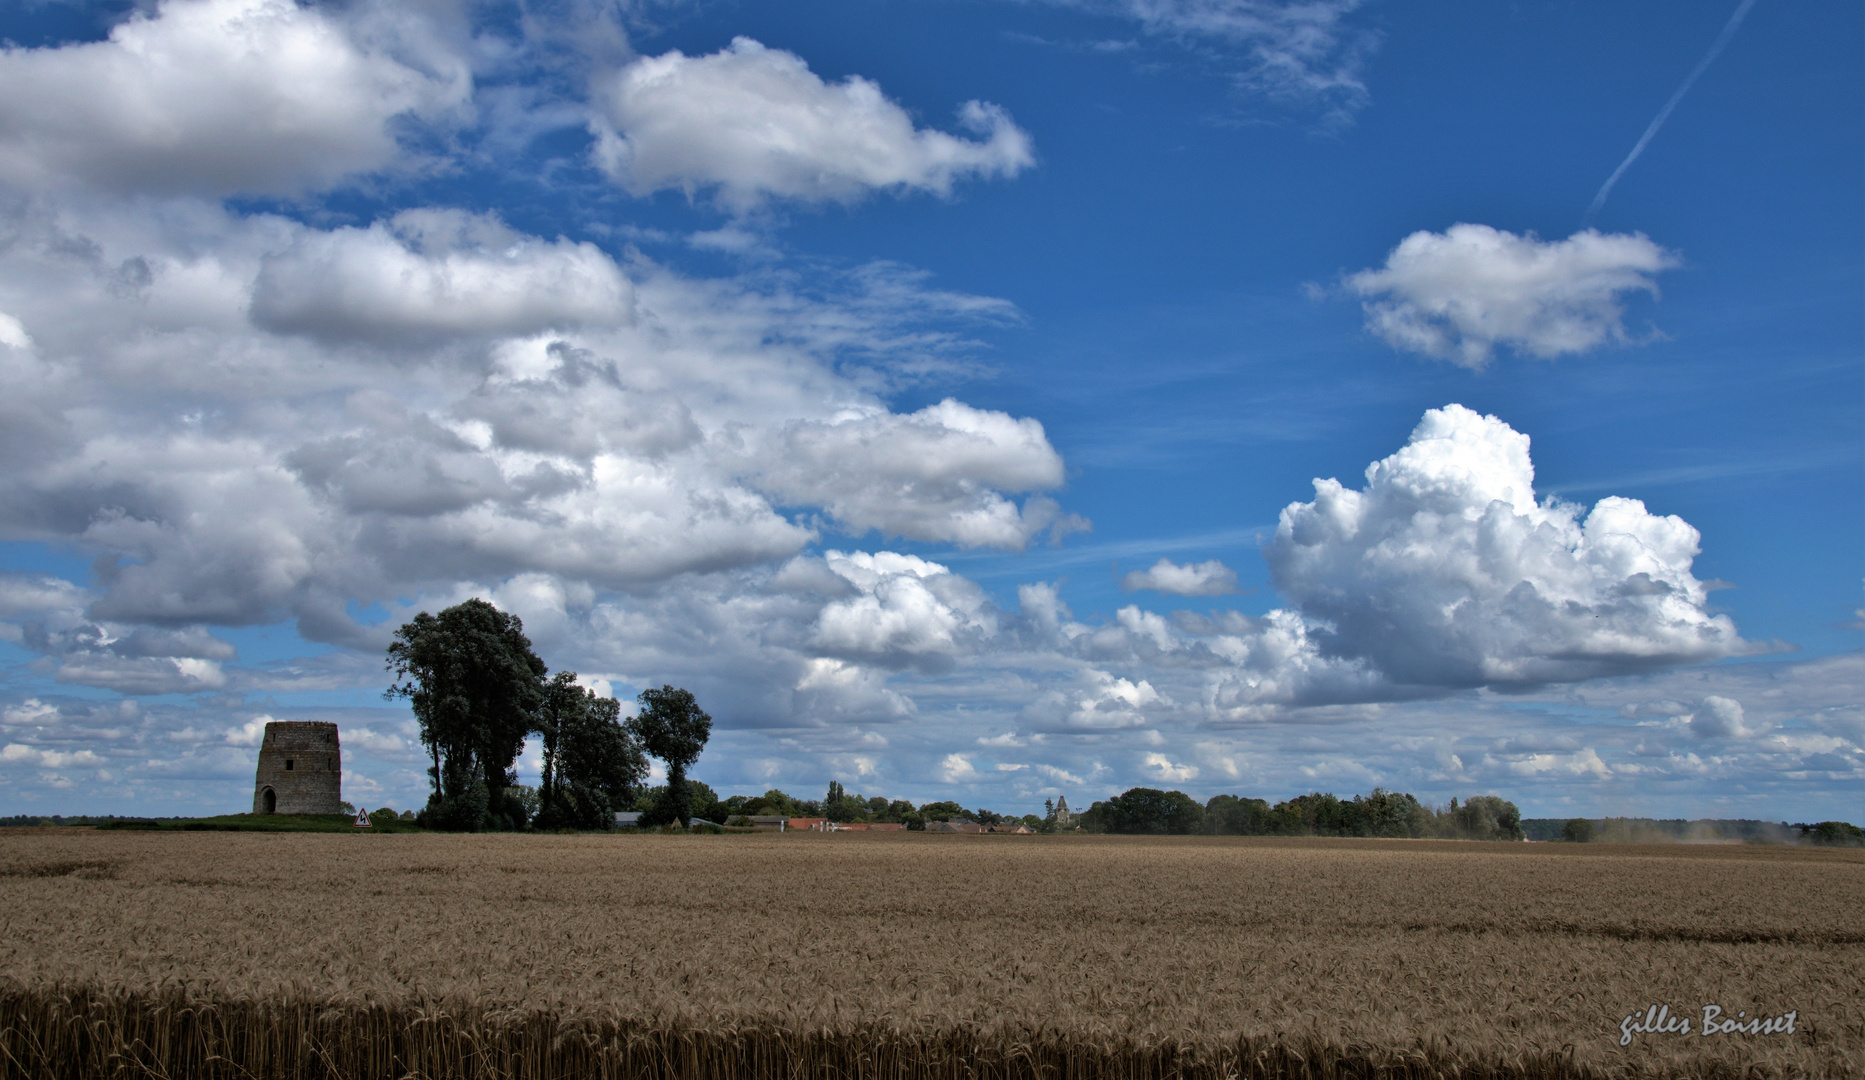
left=252, top=721, right=342, bottom=814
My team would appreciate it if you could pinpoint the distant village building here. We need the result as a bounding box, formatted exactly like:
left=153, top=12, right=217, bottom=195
left=1053, top=796, right=1072, bottom=828
left=251, top=721, right=342, bottom=815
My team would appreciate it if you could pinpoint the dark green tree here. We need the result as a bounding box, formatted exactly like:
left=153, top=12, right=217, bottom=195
left=537, top=679, right=649, bottom=830
left=1562, top=818, right=1596, bottom=843
left=385, top=599, right=546, bottom=831
left=686, top=780, right=725, bottom=822
left=534, top=671, right=584, bottom=821
left=1352, top=788, right=1432, bottom=838
left=1092, top=788, right=1206, bottom=834
left=1802, top=821, right=1864, bottom=846
left=917, top=800, right=970, bottom=823
left=1447, top=794, right=1524, bottom=840
left=1277, top=792, right=1349, bottom=835
left=1204, top=794, right=1275, bottom=835
left=630, top=685, right=712, bottom=826
left=824, top=780, right=867, bottom=822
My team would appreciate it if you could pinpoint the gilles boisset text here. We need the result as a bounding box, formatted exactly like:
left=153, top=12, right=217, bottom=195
left=1620, top=1005, right=1798, bottom=1046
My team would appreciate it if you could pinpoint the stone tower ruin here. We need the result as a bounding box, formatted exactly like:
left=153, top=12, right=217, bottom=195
left=251, top=721, right=342, bottom=815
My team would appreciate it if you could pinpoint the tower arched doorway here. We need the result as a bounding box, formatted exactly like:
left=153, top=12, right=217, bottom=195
left=260, top=787, right=276, bottom=814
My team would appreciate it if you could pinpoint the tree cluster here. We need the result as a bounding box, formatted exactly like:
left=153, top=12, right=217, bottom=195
left=684, top=785, right=1041, bottom=832
left=1077, top=787, right=1525, bottom=840
left=386, top=599, right=711, bottom=832
left=1797, top=821, right=1863, bottom=846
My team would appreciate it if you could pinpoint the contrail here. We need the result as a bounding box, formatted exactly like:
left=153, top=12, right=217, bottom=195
left=1585, top=0, right=1758, bottom=223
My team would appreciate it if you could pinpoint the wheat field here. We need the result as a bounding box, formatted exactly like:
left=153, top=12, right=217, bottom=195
left=1, top=829, right=1858, bottom=1079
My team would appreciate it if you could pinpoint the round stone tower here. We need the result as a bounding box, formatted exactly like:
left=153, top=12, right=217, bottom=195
left=252, top=721, right=342, bottom=815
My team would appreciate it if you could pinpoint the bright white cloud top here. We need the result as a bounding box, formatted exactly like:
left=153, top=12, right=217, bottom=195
left=0, top=0, right=468, bottom=197
left=1263, top=405, right=1742, bottom=690
left=0, top=0, right=1855, bottom=821
left=591, top=38, right=1035, bottom=210
left=1347, top=225, right=1679, bottom=368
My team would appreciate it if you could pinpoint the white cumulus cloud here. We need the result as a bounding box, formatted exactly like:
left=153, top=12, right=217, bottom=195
left=591, top=37, right=1033, bottom=211
left=251, top=211, right=633, bottom=344
left=1021, top=668, right=1163, bottom=731
left=1264, top=404, right=1743, bottom=690
left=1121, top=557, right=1239, bottom=596
left=0, top=0, right=470, bottom=197
left=1689, top=695, right=1757, bottom=739
left=1, top=743, right=104, bottom=768
left=812, top=551, right=995, bottom=665
left=1346, top=224, right=1679, bottom=368
left=938, top=752, right=981, bottom=783
left=225, top=717, right=270, bottom=747
left=1139, top=751, right=1198, bottom=783
left=741, top=399, right=1074, bottom=549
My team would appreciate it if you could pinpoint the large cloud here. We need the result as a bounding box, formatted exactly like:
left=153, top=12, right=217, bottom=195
left=0, top=572, right=235, bottom=694
left=811, top=551, right=996, bottom=667
left=1263, top=404, right=1742, bottom=689
left=0, top=0, right=470, bottom=197
left=739, top=399, right=1076, bottom=548
left=0, top=191, right=1066, bottom=642
left=251, top=212, right=633, bottom=344
left=1345, top=225, right=1679, bottom=368
left=591, top=37, right=1034, bottom=210
left=1023, top=405, right=1745, bottom=723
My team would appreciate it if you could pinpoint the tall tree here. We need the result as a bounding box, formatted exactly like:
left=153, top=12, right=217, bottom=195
left=630, top=685, right=712, bottom=826
left=385, top=599, right=546, bottom=831
left=824, top=780, right=865, bottom=822
left=535, top=671, right=585, bottom=818
left=545, top=687, right=650, bottom=830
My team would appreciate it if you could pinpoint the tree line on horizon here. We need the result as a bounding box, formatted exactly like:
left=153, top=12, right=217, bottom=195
left=1075, top=788, right=1528, bottom=840
left=629, top=781, right=1053, bottom=832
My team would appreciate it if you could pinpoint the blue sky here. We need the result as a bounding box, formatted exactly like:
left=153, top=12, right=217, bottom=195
left=0, top=0, right=1858, bottom=822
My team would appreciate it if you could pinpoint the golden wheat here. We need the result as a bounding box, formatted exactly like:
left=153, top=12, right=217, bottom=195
left=1, top=830, right=1858, bottom=1079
